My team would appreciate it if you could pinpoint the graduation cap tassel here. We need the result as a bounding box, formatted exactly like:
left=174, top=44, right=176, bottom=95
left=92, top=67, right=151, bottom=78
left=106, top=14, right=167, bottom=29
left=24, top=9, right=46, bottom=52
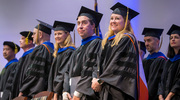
left=25, top=31, right=31, bottom=45
left=13, top=42, right=18, bottom=54
left=158, top=35, right=163, bottom=52
left=36, top=24, right=39, bottom=45
left=73, top=30, right=75, bottom=44
left=122, top=7, right=129, bottom=32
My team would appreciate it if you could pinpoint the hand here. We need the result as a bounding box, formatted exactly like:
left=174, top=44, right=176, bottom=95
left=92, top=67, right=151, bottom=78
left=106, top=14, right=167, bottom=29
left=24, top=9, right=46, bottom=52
left=165, top=92, right=175, bottom=100
left=63, top=92, right=72, bottom=100
left=72, top=95, right=80, bottom=100
left=159, top=95, right=164, bottom=100
left=18, top=92, right=23, bottom=97
left=91, top=78, right=102, bottom=92
left=53, top=93, right=58, bottom=100
left=165, top=97, right=170, bottom=100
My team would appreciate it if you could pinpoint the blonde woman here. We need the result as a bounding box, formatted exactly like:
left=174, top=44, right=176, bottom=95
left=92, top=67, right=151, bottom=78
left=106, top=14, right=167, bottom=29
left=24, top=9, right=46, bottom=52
left=48, top=21, right=75, bottom=100
left=91, top=2, right=140, bottom=100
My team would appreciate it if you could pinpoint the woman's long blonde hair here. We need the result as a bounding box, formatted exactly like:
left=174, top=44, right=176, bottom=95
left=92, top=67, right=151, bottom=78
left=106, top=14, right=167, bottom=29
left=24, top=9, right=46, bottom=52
left=102, top=8, right=134, bottom=49
left=53, top=31, right=75, bottom=57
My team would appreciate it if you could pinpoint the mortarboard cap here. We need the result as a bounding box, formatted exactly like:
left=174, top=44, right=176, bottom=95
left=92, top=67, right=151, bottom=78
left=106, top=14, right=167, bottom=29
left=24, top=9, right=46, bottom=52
left=35, top=19, right=53, bottom=35
left=142, top=27, right=164, bottom=39
left=53, top=21, right=75, bottom=32
left=167, top=24, right=180, bottom=35
left=138, top=41, right=146, bottom=54
left=110, top=2, right=139, bottom=20
left=20, top=31, right=33, bottom=41
left=77, top=6, right=103, bottom=28
left=3, top=41, right=20, bottom=54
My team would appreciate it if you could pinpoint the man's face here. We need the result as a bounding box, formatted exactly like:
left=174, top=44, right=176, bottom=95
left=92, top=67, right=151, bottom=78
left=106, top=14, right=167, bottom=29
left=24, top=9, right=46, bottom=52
left=19, top=36, right=27, bottom=49
left=144, top=36, right=159, bottom=53
left=77, top=16, right=95, bottom=39
left=3, top=45, right=14, bottom=60
left=32, top=28, right=38, bottom=44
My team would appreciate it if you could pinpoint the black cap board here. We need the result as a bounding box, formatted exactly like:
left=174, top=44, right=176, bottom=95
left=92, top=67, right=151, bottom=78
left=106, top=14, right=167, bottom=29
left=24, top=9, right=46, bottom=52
left=167, top=24, right=180, bottom=35
left=3, top=41, right=20, bottom=54
left=110, top=2, right=139, bottom=20
left=53, top=21, right=75, bottom=32
left=77, top=6, right=103, bottom=28
left=35, top=19, right=53, bottom=35
left=142, top=27, right=164, bottom=39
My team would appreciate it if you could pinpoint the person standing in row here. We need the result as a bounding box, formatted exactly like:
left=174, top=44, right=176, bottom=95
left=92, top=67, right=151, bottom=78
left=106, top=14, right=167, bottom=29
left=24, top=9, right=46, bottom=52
left=9, top=31, right=35, bottom=99
left=142, top=28, right=167, bottom=100
left=18, top=19, right=54, bottom=98
left=158, top=24, right=180, bottom=100
left=92, top=2, right=140, bottom=100
left=0, top=41, right=20, bottom=99
left=48, top=20, right=76, bottom=100
left=68, top=6, right=103, bottom=100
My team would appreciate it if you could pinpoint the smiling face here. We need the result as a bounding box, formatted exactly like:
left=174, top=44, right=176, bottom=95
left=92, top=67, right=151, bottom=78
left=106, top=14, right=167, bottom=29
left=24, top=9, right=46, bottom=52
left=19, top=36, right=27, bottom=48
left=54, top=30, right=68, bottom=45
left=77, top=16, right=95, bottom=39
left=170, top=34, right=180, bottom=49
left=110, top=13, right=125, bottom=34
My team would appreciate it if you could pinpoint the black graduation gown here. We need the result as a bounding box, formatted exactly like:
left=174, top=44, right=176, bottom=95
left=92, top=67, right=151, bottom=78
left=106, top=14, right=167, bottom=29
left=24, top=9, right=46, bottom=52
left=69, top=38, right=101, bottom=100
left=19, top=44, right=54, bottom=97
left=158, top=59, right=180, bottom=100
left=9, top=49, right=34, bottom=99
left=0, top=61, right=18, bottom=100
left=48, top=48, right=75, bottom=99
left=143, top=54, right=167, bottom=100
left=99, top=34, right=139, bottom=100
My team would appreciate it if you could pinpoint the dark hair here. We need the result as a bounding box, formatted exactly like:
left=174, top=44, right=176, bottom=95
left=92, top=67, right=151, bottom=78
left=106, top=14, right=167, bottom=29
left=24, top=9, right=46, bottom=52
left=89, top=19, right=94, bottom=25
left=167, top=43, right=175, bottom=58
left=167, top=43, right=180, bottom=58
left=167, top=34, right=180, bottom=58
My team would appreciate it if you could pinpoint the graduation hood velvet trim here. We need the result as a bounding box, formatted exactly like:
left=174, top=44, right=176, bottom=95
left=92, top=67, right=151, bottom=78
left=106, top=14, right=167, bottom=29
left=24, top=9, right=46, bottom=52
left=146, top=52, right=166, bottom=60
left=108, top=35, right=116, bottom=41
left=4, top=58, right=18, bottom=68
left=42, top=41, right=54, bottom=50
left=58, top=46, right=75, bottom=53
left=22, top=48, right=34, bottom=57
left=169, top=54, right=180, bottom=62
left=81, top=36, right=100, bottom=45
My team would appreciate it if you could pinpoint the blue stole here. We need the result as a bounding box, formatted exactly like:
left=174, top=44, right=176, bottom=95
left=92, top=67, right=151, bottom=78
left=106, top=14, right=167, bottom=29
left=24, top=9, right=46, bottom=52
left=169, top=54, right=180, bottom=62
left=4, top=58, right=18, bottom=68
left=146, top=52, right=166, bottom=60
left=108, top=35, right=116, bottom=41
left=42, top=41, right=54, bottom=50
left=22, top=48, right=34, bottom=57
left=58, top=46, right=76, bottom=53
left=81, top=36, right=100, bottom=46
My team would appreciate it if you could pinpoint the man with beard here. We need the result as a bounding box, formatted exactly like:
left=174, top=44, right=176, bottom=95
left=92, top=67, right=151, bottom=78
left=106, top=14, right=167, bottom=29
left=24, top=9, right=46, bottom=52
left=142, top=27, right=167, bottom=100
left=18, top=20, right=54, bottom=98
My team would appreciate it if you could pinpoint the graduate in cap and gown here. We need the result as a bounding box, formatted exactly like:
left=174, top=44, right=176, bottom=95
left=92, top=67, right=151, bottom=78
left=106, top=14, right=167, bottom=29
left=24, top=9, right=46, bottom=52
left=0, top=41, right=20, bottom=99
left=158, top=24, right=180, bottom=100
left=18, top=19, right=54, bottom=98
left=142, top=28, right=167, bottom=100
left=68, top=6, right=103, bottom=100
left=7, top=31, right=35, bottom=99
left=138, top=41, right=146, bottom=60
left=91, top=2, right=140, bottom=100
left=47, top=20, right=76, bottom=100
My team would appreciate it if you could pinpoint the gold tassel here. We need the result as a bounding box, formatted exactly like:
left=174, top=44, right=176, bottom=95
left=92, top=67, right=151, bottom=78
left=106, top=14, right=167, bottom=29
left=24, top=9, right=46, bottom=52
left=36, top=24, right=39, bottom=44
left=122, top=7, right=129, bottom=32
left=25, top=31, right=31, bottom=45
left=13, top=42, right=18, bottom=54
